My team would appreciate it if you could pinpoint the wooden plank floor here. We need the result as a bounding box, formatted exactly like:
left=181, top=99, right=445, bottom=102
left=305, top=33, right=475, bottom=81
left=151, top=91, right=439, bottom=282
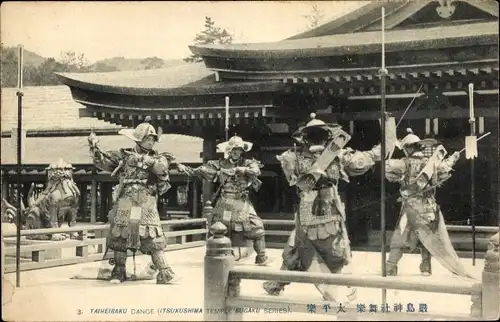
left=2, top=247, right=485, bottom=321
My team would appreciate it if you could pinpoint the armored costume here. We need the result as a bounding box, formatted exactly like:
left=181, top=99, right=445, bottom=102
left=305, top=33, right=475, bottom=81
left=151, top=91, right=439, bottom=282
left=385, top=128, right=474, bottom=278
left=88, top=118, right=189, bottom=284
left=264, top=114, right=381, bottom=298
left=190, top=136, right=270, bottom=265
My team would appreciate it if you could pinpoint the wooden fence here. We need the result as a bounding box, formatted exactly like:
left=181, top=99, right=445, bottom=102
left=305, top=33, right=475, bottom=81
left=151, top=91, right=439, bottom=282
left=2, top=218, right=207, bottom=273
left=204, top=222, right=500, bottom=321
left=262, top=218, right=498, bottom=255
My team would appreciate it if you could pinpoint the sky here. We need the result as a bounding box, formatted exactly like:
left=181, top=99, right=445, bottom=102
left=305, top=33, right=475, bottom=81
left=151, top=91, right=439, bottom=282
left=1, top=1, right=367, bottom=63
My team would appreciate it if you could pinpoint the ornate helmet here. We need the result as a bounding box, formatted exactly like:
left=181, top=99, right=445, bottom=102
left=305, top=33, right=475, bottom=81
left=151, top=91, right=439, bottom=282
left=399, top=128, right=421, bottom=148
left=293, top=113, right=341, bottom=142
left=217, top=135, right=253, bottom=154
left=118, top=116, right=160, bottom=142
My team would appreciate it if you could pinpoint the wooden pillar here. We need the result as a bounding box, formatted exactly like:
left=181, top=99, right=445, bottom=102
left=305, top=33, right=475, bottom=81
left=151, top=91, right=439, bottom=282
left=204, top=222, right=234, bottom=321
left=1, top=177, right=8, bottom=199
left=78, top=183, right=86, bottom=221
left=90, top=179, right=97, bottom=224
left=202, top=138, right=217, bottom=205
left=480, top=232, right=500, bottom=319
left=488, top=118, right=499, bottom=226
left=192, top=180, right=200, bottom=218
left=100, top=183, right=109, bottom=222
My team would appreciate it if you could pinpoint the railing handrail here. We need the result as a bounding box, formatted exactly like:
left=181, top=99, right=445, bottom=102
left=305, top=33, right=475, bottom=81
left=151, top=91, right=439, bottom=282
left=2, top=218, right=207, bottom=238
left=263, top=219, right=499, bottom=233
left=229, top=266, right=481, bottom=295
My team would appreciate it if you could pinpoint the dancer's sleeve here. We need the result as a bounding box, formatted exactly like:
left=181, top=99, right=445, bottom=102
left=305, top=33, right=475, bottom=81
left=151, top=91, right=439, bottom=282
left=277, top=150, right=298, bottom=186
left=243, top=158, right=262, bottom=179
left=92, top=149, right=122, bottom=173
left=385, top=159, right=407, bottom=183
left=340, top=144, right=381, bottom=177
left=436, top=152, right=460, bottom=183
left=192, top=161, right=220, bottom=182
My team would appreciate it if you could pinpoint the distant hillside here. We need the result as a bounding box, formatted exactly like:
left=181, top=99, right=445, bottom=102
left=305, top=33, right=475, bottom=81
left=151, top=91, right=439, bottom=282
left=92, top=57, right=186, bottom=71
left=1, top=47, right=188, bottom=87
left=1, top=46, right=46, bottom=67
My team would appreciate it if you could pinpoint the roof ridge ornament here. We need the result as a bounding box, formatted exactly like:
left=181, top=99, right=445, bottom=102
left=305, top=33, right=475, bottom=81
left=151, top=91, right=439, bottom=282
left=436, top=0, right=456, bottom=19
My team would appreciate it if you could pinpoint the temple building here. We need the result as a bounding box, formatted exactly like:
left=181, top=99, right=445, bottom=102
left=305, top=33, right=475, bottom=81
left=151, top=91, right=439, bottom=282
left=56, top=0, right=499, bottom=246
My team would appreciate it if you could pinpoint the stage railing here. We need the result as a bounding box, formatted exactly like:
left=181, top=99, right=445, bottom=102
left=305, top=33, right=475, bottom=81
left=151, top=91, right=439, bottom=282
left=262, top=218, right=498, bottom=255
left=204, top=222, right=500, bottom=321
left=2, top=218, right=207, bottom=273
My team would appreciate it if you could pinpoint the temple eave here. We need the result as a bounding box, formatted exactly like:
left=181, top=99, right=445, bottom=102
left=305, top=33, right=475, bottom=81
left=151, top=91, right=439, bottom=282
left=57, top=73, right=285, bottom=97
left=190, top=21, right=498, bottom=59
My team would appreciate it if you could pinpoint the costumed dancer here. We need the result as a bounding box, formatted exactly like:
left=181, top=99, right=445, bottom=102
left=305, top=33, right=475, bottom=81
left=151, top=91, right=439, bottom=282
left=385, top=128, right=475, bottom=278
left=185, top=135, right=271, bottom=266
left=263, top=113, right=382, bottom=300
left=87, top=117, right=191, bottom=284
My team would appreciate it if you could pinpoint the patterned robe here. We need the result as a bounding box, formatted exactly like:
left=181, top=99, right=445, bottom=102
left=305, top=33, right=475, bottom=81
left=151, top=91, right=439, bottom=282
left=278, top=145, right=381, bottom=269
left=195, top=158, right=264, bottom=239
left=93, top=147, right=174, bottom=253
left=385, top=151, right=474, bottom=278
left=386, top=151, right=458, bottom=250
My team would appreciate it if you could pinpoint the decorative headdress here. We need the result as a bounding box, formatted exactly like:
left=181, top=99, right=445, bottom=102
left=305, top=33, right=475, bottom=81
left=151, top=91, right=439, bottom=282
left=118, top=116, right=160, bottom=142
left=217, top=135, right=253, bottom=154
left=293, top=113, right=341, bottom=141
left=399, top=128, right=440, bottom=150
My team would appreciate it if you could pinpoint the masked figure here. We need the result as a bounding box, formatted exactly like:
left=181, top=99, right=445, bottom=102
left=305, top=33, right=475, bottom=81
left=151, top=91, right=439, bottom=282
left=88, top=117, right=191, bottom=284
left=385, top=128, right=474, bottom=278
left=263, top=113, right=381, bottom=299
left=187, top=135, right=271, bottom=266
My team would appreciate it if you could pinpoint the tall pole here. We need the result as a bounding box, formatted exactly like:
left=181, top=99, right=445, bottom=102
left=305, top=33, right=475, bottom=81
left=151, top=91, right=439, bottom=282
left=225, top=96, right=230, bottom=141
left=468, top=83, right=476, bottom=265
left=16, top=45, right=24, bottom=287
left=379, top=7, right=388, bottom=305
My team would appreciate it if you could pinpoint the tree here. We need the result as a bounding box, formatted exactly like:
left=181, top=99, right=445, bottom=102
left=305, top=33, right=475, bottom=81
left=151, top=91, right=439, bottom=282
left=141, top=57, right=164, bottom=70
left=1, top=47, right=19, bottom=87
left=303, top=4, right=325, bottom=30
left=59, top=51, right=90, bottom=72
left=184, top=16, right=233, bottom=63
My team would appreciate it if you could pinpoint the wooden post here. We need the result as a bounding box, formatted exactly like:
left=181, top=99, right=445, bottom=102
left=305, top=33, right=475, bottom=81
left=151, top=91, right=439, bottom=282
left=1, top=178, right=8, bottom=199
left=481, top=232, right=500, bottom=319
left=204, top=222, right=233, bottom=321
left=202, top=201, right=214, bottom=240
left=192, top=180, right=200, bottom=218
left=1, top=227, right=5, bottom=291
left=202, top=138, right=216, bottom=204
left=90, top=180, right=97, bottom=224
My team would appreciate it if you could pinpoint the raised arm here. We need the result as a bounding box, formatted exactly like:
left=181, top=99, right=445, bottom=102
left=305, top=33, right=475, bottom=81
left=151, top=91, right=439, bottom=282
left=241, top=158, right=262, bottom=179
left=340, top=144, right=381, bottom=177
left=192, top=160, right=220, bottom=182
left=88, top=132, right=122, bottom=173
left=92, top=149, right=122, bottom=173
left=385, top=159, right=407, bottom=183
left=436, top=151, right=460, bottom=182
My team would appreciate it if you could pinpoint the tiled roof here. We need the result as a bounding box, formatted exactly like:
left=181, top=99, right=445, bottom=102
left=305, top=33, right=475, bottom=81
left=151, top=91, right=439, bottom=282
left=1, top=134, right=202, bottom=164
left=1, top=85, right=203, bottom=163
left=1, top=85, right=122, bottom=132
left=190, top=21, right=498, bottom=59
left=56, top=63, right=215, bottom=92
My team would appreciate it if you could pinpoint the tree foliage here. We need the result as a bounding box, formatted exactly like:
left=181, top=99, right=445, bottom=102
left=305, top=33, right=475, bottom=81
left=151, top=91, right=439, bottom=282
left=0, top=47, right=116, bottom=88
left=141, top=56, right=164, bottom=70
left=303, top=4, right=325, bottom=30
left=184, top=16, right=233, bottom=63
